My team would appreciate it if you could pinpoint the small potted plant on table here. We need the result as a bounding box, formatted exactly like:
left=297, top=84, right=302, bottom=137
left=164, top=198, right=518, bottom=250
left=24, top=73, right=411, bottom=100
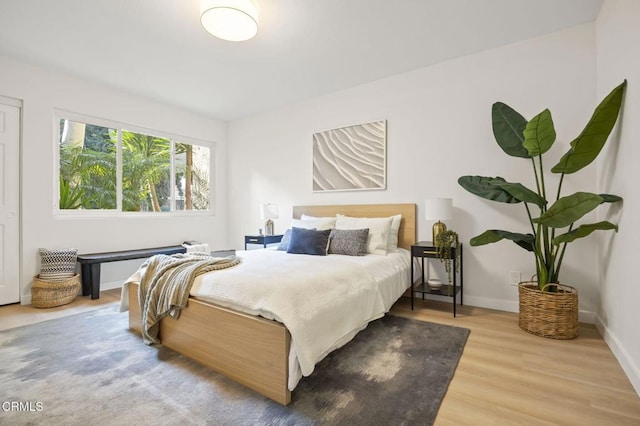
left=435, top=230, right=460, bottom=296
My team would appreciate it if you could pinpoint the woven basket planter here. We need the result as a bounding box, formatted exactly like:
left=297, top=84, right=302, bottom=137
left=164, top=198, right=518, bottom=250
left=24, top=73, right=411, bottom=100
left=31, top=274, right=81, bottom=308
left=518, top=281, right=578, bottom=340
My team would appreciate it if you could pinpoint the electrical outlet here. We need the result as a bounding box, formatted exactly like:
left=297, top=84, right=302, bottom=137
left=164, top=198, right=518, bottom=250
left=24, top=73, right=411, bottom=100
left=509, top=271, right=521, bottom=286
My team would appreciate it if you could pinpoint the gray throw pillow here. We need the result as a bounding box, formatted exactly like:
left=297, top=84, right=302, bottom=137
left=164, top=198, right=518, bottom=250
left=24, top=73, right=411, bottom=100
left=328, top=228, right=369, bottom=256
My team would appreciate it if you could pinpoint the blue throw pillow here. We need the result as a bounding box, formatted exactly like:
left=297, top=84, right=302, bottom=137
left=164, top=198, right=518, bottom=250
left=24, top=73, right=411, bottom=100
left=277, top=229, right=292, bottom=251
left=287, top=228, right=331, bottom=256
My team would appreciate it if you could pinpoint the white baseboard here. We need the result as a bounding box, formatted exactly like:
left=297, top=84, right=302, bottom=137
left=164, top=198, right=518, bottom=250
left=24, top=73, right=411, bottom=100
left=100, top=280, right=124, bottom=292
left=21, top=294, right=31, bottom=305
left=423, top=293, right=596, bottom=324
left=595, top=316, right=640, bottom=397
left=461, top=294, right=519, bottom=314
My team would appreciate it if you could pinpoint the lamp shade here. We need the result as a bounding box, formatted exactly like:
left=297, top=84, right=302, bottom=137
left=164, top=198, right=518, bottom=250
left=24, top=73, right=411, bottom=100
left=200, top=0, right=258, bottom=42
left=424, top=198, right=452, bottom=221
left=260, top=203, right=279, bottom=220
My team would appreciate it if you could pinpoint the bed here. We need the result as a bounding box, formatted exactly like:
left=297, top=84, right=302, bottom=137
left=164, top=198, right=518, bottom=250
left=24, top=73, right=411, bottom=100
left=125, top=203, right=416, bottom=405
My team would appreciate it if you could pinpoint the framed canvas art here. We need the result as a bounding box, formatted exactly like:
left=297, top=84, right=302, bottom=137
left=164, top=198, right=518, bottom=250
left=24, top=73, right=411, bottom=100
left=312, top=120, right=386, bottom=192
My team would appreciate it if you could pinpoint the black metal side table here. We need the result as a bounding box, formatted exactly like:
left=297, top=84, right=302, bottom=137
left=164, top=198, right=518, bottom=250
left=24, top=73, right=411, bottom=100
left=244, top=234, right=283, bottom=250
left=410, top=241, right=463, bottom=317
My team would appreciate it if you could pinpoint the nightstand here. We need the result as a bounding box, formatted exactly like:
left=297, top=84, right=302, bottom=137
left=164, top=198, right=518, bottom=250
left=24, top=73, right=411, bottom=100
left=244, top=234, right=283, bottom=250
left=411, top=241, right=463, bottom=317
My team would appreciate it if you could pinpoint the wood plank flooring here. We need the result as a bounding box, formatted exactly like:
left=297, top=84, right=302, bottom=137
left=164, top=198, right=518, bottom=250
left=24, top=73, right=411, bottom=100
left=1, top=291, right=639, bottom=424
left=0, top=288, right=121, bottom=331
left=391, top=298, right=640, bottom=425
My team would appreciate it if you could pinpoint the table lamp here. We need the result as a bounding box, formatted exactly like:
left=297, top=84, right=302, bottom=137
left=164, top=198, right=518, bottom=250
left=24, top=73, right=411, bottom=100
left=260, top=203, right=279, bottom=235
left=424, top=198, right=452, bottom=245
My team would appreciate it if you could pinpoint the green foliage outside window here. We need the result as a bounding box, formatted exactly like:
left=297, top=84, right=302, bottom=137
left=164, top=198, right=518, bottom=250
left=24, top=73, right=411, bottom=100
left=58, top=118, right=211, bottom=212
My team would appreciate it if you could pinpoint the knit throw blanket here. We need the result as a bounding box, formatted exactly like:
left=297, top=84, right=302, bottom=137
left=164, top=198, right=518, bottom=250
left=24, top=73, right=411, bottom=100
left=139, top=253, right=241, bottom=344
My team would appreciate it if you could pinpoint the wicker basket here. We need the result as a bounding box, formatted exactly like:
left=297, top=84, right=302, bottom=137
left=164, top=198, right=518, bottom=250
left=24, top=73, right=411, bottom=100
left=31, top=274, right=81, bottom=308
left=518, top=281, right=578, bottom=340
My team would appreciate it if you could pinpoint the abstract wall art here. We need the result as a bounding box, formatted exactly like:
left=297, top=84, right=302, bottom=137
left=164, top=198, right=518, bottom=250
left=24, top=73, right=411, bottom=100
left=312, top=120, right=386, bottom=192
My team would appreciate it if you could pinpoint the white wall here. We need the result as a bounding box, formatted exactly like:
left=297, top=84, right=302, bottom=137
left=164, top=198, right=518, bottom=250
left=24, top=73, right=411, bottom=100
left=228, top=24, right=602, bottom=318
left=0, top=54, right=229, bottom=303
left=596, top=0, right=640, bottom=395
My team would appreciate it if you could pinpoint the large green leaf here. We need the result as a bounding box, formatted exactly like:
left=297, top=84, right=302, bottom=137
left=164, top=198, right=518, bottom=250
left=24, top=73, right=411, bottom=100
left=533, top=192, right=603, bottom=228
left=490, top=181, right=546, bottom=208
left=552, top=80, right=627, bottom=174
left=492, top=102, right=530, bottom=158
left=599, top=194, right=623, bottom=203
left=552, top=221, right=618, bottom=245
left=458, top=176, right=520, bottom=203
left=470, top=230, right=535, bottom=252
left=523, top=109, right=556, bottom=156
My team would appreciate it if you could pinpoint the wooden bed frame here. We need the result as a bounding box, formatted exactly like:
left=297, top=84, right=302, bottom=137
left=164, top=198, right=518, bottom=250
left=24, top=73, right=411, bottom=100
left=128, top=203, right=416, bottom=405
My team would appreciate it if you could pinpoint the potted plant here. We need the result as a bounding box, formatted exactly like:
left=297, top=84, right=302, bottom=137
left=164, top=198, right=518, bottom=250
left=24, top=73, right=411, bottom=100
left=458, top=80, right=626, bottom=339
left=435, top=230, right=460, bottom=296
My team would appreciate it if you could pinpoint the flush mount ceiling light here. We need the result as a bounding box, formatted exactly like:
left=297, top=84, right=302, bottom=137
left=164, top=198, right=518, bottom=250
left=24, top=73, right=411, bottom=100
left=200, top=0, right=258, bottom=42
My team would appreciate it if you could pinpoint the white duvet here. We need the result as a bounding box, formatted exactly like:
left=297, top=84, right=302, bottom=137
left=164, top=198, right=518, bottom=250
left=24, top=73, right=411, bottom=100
left=190, top=248, right=411, bottom=390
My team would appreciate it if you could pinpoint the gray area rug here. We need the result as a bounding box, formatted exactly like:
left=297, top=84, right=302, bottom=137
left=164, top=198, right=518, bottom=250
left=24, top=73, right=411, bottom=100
left=0, top=305, right=469, bottom=425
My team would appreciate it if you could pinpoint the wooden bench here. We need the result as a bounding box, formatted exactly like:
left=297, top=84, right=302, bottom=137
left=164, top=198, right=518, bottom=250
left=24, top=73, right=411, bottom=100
left=77, top=245, right=186, bottom=299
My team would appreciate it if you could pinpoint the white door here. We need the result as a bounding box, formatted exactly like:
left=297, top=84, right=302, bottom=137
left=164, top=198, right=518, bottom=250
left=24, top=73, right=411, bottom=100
left=0, top=100, right=20, bottom=305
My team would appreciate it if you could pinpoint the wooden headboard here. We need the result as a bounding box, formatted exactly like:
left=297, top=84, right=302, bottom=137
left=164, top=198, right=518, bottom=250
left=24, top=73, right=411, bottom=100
left=292, top=203, right=416, bottom=249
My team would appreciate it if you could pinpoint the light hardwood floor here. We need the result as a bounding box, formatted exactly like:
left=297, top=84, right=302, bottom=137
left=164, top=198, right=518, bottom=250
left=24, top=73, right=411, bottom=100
left=1, top=291, right=639, bottom=424
left=391, top=298, right=640, bottom=425
left=0, top=288, right=121, bottom=331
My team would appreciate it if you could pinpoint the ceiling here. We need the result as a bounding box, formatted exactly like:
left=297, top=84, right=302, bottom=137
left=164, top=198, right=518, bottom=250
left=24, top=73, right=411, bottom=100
left=0, top=0, right=603, bottom=121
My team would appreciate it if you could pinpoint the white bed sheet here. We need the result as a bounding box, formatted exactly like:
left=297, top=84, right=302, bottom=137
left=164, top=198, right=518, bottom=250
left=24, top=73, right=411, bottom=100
left=189, top=248, right=412, bottom=390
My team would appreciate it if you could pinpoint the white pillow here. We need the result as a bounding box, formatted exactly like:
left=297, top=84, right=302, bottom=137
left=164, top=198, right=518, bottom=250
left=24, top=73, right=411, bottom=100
left=335, top=214, right=393, bottom=255
left=300, top=214, right=337, bottom=228
left=388, top=214, right=402, bottom=252
left=291, top=217, right=336, bottom=230
left=301, top=214, right=334, bottom=220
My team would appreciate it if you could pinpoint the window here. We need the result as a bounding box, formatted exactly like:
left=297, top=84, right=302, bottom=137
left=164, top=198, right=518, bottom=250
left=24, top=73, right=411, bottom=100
left=121, top=130, right=171, bottom=212
left=59, top=119, right=117, bottom=210
left=57, top=114, right=212, bottom=214
left=175, top=142, right=210, bottom=211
